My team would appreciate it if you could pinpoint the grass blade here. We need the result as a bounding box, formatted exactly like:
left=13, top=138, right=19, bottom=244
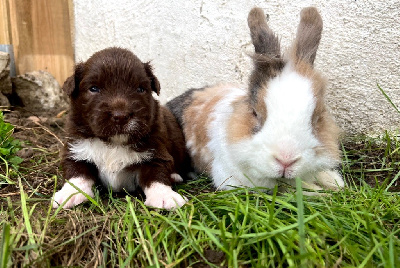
left=18, top=177, right=36, bottom=247
left=127, top=197, right=153, bottom=266
left=0, top=223, right=11, bottom=268
left=377, top=83, right=400, bottom=113
left=295, top=177, right=306, bottom=258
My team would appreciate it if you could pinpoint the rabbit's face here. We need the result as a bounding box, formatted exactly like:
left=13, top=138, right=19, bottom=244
left=228, top=6, right=341, bottom=182
left=229, top=64, right=340, bottom=181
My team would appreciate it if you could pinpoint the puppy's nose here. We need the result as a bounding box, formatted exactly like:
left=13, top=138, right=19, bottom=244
left=111, top=111, right=129, bottom=123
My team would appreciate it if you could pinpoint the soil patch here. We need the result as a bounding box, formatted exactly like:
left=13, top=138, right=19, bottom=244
left=342, top=135, right=400, bottom=192
left=1, top=108, right=65, bottom=202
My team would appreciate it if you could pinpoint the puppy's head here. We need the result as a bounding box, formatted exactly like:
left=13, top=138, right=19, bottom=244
left=64, top=47, right=161, bottom=142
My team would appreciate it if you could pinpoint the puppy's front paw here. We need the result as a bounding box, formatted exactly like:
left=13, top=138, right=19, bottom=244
left=53, top=177, right=95, bottom=209
left=144, top=182, right=187, bottom=209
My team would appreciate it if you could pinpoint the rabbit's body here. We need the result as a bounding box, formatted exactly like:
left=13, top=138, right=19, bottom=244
left=167, top=7, right=344, bottom=192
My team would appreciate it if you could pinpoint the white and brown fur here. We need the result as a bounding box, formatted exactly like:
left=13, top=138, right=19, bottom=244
left=53, top=47, right=189, bottom=209
left=167, top=7, right=344, bottom=192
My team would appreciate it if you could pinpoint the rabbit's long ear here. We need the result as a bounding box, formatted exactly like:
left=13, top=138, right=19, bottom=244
left=248, top=7, right=281, bottom=57
left=248, top=8, right=284, bottom=108
left=292, top=7, right=323, bottom=66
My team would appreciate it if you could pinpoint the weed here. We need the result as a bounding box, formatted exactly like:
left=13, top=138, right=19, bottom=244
left=0, top=112, right=22, bottom=185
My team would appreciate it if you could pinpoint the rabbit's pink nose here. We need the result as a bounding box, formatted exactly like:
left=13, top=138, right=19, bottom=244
left=274, top=155, right=300, bottom=169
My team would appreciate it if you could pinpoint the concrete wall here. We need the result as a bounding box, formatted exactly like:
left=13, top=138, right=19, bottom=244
left=73, top=0, right=400, bottom=134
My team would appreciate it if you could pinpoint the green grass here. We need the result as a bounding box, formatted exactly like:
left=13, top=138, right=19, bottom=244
left=1, top=162, right=399, bottom=267
left=0, top=112, right=22, bottom=185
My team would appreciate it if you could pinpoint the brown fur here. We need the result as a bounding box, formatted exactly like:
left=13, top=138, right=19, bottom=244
left=62, top=47, right=188, bottom=190
left=182, top=85, right=231, bottom=173
left=227, top=96, right=253, bottom=143
left=248, top=7, right=281, bottom=57
left=227, top=92, right=266, bottom=143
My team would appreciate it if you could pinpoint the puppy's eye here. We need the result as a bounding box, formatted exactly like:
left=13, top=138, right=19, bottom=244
left=89, top=86, right=100, bottom=93
left=136, top=87, right=145, bottom=93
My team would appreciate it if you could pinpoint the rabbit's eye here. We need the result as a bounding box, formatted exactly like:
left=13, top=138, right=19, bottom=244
left=251, top=109, right=262, bottom=134
left=312, top=114, right=321, bottom=126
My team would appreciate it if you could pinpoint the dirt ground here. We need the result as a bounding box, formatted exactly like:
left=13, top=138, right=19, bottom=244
left=1, top=107, right=399, bottom=204
left=1, top=108, right=65, bottom=201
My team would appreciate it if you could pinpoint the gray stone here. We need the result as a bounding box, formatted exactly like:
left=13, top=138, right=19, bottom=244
left=0, top=52, right=12, bottom=100
left=0, top=52, right=11, bottom=107
left=0, top=92, right=10, bottom=107
left=13, top=70, right=68, bottom=111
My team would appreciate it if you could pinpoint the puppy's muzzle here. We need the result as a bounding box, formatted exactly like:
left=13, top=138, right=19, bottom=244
left=111, top=110, right=133, bottom=124
left=108, top=97, right=133, bottom=124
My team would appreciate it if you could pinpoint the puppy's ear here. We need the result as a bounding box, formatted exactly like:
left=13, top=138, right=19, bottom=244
left=63, top=63, right=84, bottom=97
left=144, top=62, right=160, bottom=95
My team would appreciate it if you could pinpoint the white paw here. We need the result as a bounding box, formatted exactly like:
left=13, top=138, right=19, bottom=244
left=144, top=182, right=187, bottom=209
left=53, top=177, right=95, bottom=209
left=171, top=173, right=183, bottom=182
left=315, top=170, right=344, bottom=189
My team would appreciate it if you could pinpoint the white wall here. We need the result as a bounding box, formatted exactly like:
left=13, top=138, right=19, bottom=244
left=73, top=0, right=400, bottom=134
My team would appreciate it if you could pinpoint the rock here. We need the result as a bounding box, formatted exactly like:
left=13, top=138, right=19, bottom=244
left=0, top=52, right=12, bottom=94
left=0, top=92, right=10, bottom=106
left=12, top=70, right=68, bottom=111
left=0, top=52, right=12, bottom=107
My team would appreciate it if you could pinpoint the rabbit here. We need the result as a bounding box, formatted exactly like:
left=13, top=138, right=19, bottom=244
left=166, top=7, right=344, bottom=192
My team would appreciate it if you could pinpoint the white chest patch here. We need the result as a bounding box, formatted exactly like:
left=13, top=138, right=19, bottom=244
left=68, top=138, right=153, bottom=191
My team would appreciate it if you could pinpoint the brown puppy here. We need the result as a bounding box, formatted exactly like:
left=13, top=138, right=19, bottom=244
left=53, top=47, right=188, bottom=210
